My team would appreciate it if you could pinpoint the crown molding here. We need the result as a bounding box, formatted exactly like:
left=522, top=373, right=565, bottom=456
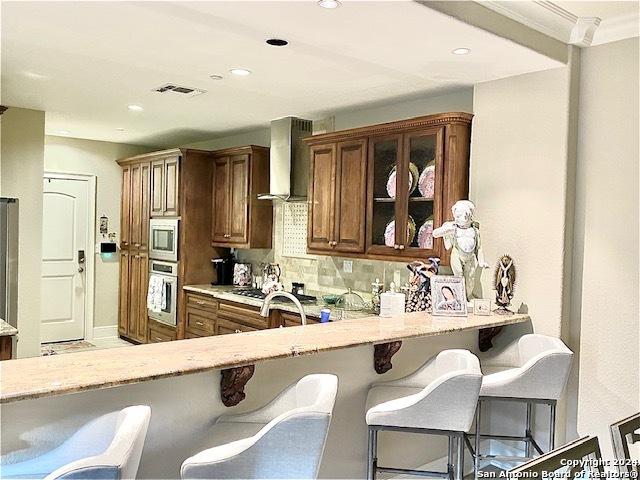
left=478, top=1, right=638, bottom=47
left=591, top=11, right=640, bottom=46
left=479, top=1, right=577, bottom=43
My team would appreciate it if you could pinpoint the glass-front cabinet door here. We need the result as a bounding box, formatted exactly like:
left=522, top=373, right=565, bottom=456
left=367, top=135, right=404, bottom=256
left=366, top=128, right=444, bottom=257
left=402, top=127, right=443, bottom=257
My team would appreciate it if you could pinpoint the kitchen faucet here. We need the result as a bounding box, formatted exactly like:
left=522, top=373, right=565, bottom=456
left=260, top=291, right=307, bottom=326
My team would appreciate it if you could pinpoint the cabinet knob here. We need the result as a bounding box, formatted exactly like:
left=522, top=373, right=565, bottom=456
left=224, top=234, right=231, bottom=239
left=331, top=241, right=338, bottom=246
left=399, top=245, right=405, bottom=250
left=123, top=241, right=128, bottom=246
left=234, top=329, right=241, bottom=333
left=327, top=240, right=332, bottom=246
left=196, top=300, right=205, bottom=305
left=393, top=244, right=399, bottom=250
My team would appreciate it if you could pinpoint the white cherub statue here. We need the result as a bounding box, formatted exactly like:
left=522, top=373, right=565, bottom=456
left=433, top=200, right=489, bottom=301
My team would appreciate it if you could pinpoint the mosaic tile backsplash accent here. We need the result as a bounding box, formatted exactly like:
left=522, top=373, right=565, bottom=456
left=235, top=204, right=444, bottom=298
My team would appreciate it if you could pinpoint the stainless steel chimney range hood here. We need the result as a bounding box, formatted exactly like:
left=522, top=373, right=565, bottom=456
left=257, top=117, right=313, bottom=202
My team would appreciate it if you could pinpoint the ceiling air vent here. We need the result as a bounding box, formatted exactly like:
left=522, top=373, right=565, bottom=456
left=152, top=84, right=206, bottom=98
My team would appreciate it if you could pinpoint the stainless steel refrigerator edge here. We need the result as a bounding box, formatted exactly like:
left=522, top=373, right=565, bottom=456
left=0, top=198, right=19, bottom=331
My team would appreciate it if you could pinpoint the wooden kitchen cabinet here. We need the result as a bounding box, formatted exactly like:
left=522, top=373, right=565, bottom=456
left=148, top=319, right=177, bottom=343
left=210, top=146, right=272, bottom=249
left=150, top=153, right=180, bottom=217
left=118, top=149, right=221, bottom=344
left=118, top=156, right=150, bottom=343
left=184, top=292, right=217, bottom=337
left=304, top=112, right=472, bottom=264
left=118, top=250, right=148, bottom=343
left=277, top=311, right=320, bottom=327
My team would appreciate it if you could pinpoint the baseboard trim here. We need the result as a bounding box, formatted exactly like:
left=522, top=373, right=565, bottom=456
left=92, top=325, right=118, bottom=339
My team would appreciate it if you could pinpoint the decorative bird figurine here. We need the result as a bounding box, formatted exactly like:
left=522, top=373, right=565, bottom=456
left=494, top=255, right=516, bottom=314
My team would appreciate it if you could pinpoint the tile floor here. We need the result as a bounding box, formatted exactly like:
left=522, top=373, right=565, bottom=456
left=41, top=337, right=133, bottom=356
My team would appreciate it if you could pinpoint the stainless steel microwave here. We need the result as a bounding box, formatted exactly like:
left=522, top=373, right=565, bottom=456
left=149, top=218, right=179, bottom=262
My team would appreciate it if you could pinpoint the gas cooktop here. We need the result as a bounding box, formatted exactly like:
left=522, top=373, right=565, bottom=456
left=231, top=289, right=317, bottom=304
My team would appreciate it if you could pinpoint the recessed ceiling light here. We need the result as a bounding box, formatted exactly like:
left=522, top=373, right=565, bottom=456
left=318, top=0, right=340, bottom=8
left=115, top=127, right=125, bottom=131
left=230, top=68, right=251, bottom=76
left=209, top=74, right=223, bottom=80
left=127, top=104, right=144, bottom=112
left=55, top=130, right=71, bottom=136
left=266, top=38, right=288, bottom=47
left=452, top=48, right=471, bottom=55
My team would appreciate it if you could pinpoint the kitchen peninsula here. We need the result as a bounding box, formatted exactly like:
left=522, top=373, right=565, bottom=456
left=0, top=311, right=529, bottom=404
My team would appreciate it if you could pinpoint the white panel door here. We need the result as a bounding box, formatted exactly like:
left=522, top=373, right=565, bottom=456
left=41, top=177, right=89, bottom=343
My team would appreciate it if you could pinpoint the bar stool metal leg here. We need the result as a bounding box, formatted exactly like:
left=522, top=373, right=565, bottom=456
left=448, top=434, right=455, bottom=479
left=455, top=433, right=464, bottom=480
left=525, top=401, right=532, bottom=457
left=367, top=427, right=375, bottom=480
left=474, top=400, right=482, bottom=479
left=549, top=401, right=556, bottom=451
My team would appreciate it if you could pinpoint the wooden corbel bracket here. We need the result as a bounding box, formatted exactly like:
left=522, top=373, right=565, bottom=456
left=478, top=326, right=504, bottom=352
left=220, top=364, right=255, bottom=407
left=374, top=341, right=402, bottom=374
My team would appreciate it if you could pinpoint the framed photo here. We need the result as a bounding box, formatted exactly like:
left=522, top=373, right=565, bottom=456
left=430, top=275, right=468, bottom=316
left=474, top=299, right=492, bottom=316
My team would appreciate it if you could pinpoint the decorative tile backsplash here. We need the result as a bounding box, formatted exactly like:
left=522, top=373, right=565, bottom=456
left=282, top=202, right=311, bottom=259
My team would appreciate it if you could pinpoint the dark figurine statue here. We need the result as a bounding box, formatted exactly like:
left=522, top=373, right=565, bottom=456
left=494, top=255, right=516, bottom=315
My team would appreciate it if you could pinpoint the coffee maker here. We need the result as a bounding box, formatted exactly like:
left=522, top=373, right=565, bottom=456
left=211, top=257, right=234, bottom=285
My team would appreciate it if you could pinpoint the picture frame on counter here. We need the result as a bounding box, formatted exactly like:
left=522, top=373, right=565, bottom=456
left=474, top=299, right=492, bottom=316
left=430, top=276, right=468, bottom=317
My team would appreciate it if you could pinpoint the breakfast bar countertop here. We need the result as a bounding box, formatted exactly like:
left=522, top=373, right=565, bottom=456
left=0, top=309, right=529, bottom=404
left=0, top=319, right=18, bottom=337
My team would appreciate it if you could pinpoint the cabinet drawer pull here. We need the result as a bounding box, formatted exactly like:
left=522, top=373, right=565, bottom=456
left=195, top=321, right=204, bottom=326
left=195, top=300, right=206, bottom=305
left=123, top=241, right=128, bottom=245
left=134, top=243, right=140, bottom=247
left=234, top=329, right=241, bottom=333
left=398, top=245, right=405, bottom=250
left=155, top=337, right=164, bottom=342
left=224, top=234, right=231, bottom=238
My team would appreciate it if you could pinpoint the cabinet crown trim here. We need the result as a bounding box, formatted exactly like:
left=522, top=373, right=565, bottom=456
left=303, top=111, right=473, bottom=145
left=210, top=145, right=269, bottom=157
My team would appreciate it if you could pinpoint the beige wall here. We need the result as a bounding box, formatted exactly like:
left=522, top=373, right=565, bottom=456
left=44, top=136, right=156, bottom=331
left=573, top=37, right=639, bottom=456
left=0, top=107, right=45, bottom=358
left=470, top=68, right=573, bottom=338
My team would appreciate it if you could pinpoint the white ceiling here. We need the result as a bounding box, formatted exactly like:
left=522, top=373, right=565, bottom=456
left=1, top=1, right=563, bottom=147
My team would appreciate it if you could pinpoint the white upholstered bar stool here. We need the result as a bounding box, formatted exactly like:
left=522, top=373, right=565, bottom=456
left=472, top=334, right=573, bottom=477
left=181, top=374, right=338, bottom=480
left=0, top=405, right=151, bottom=480
left=365, top=349, right=482, bottom=480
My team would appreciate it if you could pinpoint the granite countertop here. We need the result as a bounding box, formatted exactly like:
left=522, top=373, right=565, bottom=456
left=0, top=310, right=530, bottom=404
left=183, top=284, right=375, bottom=320
left=0, top=319, right=18, bottom=337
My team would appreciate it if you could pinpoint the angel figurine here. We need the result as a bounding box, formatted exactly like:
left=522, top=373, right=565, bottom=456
left=433, top=200, right=489, bottom=301
left=494, top=255, right=516, bottom=314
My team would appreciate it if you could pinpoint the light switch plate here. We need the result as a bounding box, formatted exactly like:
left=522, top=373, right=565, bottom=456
left=343, top=260, right=353, bottom=273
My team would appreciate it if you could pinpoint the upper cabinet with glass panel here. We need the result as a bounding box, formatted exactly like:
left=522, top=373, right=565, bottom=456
left=304, top=112, right=472, bottom=265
